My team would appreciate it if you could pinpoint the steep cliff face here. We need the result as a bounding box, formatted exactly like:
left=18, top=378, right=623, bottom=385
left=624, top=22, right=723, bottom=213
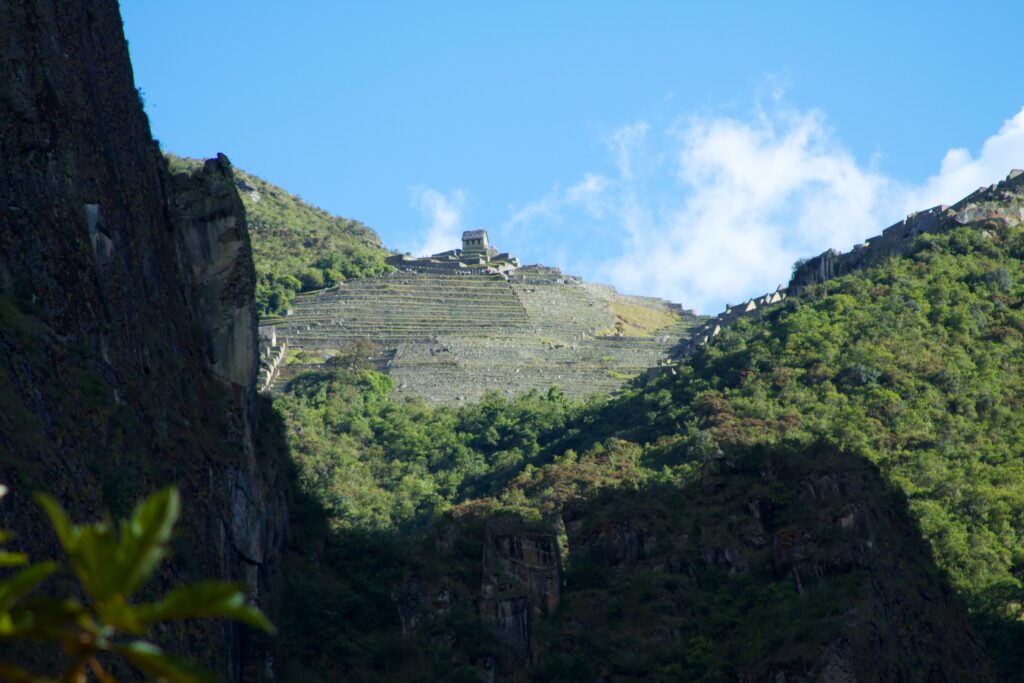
left=0, top=1, right=285, bottom=679
left=479, top=517, right=561, bottom=667
left=173, top=154, right=260, bottom=391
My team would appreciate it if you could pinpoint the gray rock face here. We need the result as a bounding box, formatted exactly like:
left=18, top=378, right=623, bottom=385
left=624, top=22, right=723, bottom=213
left=480, top=519, right=562, bottom=639
left=0, top=2, right=285, bottom=679
left=173, top=154, right=259, bottom=391
left=391, top=517, right=562, bottom=677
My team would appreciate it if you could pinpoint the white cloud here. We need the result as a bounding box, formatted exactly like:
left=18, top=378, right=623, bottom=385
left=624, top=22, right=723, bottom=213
left=608, top=122, right=649, bottom=181
left=506, top=189, right=562, bottom=229
left=506, top=103, right=1024, bottom=314
left=900, top=107, right=1024, bottom=214
left=565, top=173, right=611, bottom=218
left=409, top=187, right=465, bottom=257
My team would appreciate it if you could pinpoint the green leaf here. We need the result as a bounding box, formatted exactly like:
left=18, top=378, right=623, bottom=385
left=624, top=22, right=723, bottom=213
left=33, top=495, right=74, bottom=554
left=136, top=580, right=276, bottom=634
left=74, top=522, right=119, bottom=601
left=94, top=594, right=146, bottom=635
left=0, top=598, right=84, bottom=640
left=113, top=487, right=180, bottom=597
left=0, top=551, right=29, bottom=567
left=68, top=521, right=118, bottom=602
left=0, top=561, right=57, bottom=612
left=115, top=641, right=215, bottom=683
left=36, top=488, right=181, bottom=602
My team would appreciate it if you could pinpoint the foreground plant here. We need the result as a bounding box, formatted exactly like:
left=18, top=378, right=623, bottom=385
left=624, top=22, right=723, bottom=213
left=0, top=485, right=273, bottom=682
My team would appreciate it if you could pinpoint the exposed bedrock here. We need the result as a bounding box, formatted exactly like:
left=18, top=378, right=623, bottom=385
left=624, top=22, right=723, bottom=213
left=0, top=1, right=285, bottom=679
left=173, top=153, right=259, bottom=391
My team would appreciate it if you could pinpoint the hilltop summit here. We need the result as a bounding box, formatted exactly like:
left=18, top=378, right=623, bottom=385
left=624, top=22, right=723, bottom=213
left=387, top=228, right=521, bottom=274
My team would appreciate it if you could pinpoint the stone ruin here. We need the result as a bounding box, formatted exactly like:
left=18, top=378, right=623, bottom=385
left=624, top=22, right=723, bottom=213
left=257, top=325, right=287, bottom=393
left=660, top=168, right=1024, bottom=371
left=261, top=170, right=1024, bottom=400
left=791, top=169, right=1024, bottom=290
left=386, top=229, right=521, bottom=274
left=260, top=263, right=703, bottom=403
left=671, top=284, right=788, bottom=360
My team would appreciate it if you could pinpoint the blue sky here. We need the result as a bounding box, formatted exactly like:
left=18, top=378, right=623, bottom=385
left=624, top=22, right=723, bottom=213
left=122, top=1, right=1024, bottom=312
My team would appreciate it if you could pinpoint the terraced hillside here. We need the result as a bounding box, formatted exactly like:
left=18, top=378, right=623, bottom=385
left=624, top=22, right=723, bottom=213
left=264, top=265, right=702, bottom=402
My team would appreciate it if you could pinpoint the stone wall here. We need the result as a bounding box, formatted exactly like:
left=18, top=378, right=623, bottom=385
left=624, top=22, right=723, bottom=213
left=673, top=285, right=787, bottom=358
left=257, top=339, right=287, bottom=394
left=791, top=170, right=1024, bottom=290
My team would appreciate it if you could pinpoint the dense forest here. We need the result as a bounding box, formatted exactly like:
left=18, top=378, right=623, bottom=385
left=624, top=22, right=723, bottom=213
left=268, top=224, right=1024, bottom=680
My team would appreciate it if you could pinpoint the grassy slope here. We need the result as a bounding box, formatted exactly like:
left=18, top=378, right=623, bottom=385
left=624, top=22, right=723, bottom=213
left=596, top=300, right=682, bottom=337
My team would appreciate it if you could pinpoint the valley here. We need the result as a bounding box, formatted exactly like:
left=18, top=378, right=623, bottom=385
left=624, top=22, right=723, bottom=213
left=1, top=2, right=1023, bottom=682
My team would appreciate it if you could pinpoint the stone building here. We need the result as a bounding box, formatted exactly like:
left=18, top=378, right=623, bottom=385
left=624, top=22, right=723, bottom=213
left=385, top=228, right=519, bottom=272
left=462, top=229, right=490, bottom=253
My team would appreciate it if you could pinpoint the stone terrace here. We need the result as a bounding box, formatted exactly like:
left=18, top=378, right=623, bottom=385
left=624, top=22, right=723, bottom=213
left=268, top=272, right=530, bottom=346
left=264, top=267, right=703, bottom=403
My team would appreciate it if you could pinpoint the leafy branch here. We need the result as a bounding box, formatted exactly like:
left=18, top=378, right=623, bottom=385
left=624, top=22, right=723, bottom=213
left=0, top=485, right=273, bottom=682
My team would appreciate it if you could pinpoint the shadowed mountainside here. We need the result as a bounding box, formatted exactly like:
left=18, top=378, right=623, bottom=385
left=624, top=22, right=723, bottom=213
left=0, top=2, right=285, bottom=679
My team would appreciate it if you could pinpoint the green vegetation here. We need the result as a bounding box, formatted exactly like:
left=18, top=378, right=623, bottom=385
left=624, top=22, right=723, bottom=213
left=165, top=154, right=393, bottom=315
left=274, top=364, right=581, bottom=531
left=270, top=222, right=1024, bottom=679
left=596, top=300, right=681, bottom=337
left=569, top=224, right=1024, bottom=677
left=0, top=486, right=272, bottom=682
left=718, top=234, right=1021, bottom=574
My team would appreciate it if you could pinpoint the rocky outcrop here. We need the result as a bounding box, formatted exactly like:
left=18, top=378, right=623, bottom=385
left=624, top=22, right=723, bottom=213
left=390, top=517, right=562, bottom=679
left=401, top=444, right=991, bottom=680
left=0, top=1, right=285, bottom=680
left=384, top=448, right=992, bottom=681
left=791, top=170, right=1024, bottom=290
left=480, top=517, right=561, bottom=664
left=173, top=154, right=259, bottom=391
